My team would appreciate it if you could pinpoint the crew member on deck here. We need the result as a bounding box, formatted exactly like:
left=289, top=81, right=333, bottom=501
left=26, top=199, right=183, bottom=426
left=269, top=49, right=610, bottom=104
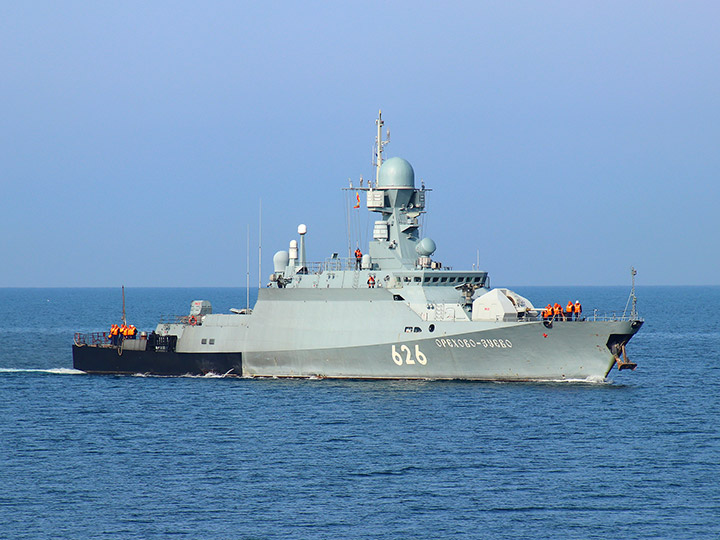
left=543, top=304, right=552, bottom=321
left=355, top=248, right=362, bottom=269
left=109, top=324, right=120, bottom=346
left=553, top=303, right=563, bottom=321
left=566, top=301, right=575, bottom=321
left=575, top=300, right=582, bottom=321
left=367, top=274, right=375, bottom=288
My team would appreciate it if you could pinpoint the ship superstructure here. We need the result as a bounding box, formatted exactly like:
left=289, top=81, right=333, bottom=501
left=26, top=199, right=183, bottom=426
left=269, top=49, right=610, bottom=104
left=73, top=112, right=642, bottom=380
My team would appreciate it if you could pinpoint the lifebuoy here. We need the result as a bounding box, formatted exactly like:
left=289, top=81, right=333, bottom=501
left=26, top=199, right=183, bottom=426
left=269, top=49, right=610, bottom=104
left=189, top=315, right=197, bottom=326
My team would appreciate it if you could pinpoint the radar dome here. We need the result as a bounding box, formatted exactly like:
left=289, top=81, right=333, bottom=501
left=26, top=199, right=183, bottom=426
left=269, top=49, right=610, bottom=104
left=415, top=238, right=436, bottom=257
left=378, top=157, right=415, bottom=188
left=273, top=250, right=289, bottom=273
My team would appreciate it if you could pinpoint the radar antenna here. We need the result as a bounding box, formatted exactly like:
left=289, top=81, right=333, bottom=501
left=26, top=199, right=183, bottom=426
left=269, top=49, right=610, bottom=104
left=373, top=110, right=390, bottom=185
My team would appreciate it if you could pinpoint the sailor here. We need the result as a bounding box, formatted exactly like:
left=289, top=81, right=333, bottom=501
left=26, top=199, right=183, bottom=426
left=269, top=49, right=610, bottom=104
left=553, top=303, right=563, bottom=321
left=367, top=274, right=376, bottom=288
left=127, top=325, right=137, bottom=339
left=575, top=300, right=582, bottom=321
left=566, top=301, right=575, bottom=321
left=109, top=324, right=120, bottom=346
left=355, top=248, right=362, bottom=269
left=543, top=304, right=552, bottom=321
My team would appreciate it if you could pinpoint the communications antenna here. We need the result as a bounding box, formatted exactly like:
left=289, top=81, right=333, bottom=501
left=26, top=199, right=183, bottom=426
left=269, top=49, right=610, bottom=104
left=373, top=110, right=390, bottom=185
left=623, top=266, right=638, bottom=319
left=121, top=285, right=126, bottom=326
left=630, top=266, right=638, bottom=320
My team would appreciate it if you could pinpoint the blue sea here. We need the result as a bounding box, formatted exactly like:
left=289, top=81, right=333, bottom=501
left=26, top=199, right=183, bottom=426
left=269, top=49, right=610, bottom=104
left=1, top=286, right=719, bottom=539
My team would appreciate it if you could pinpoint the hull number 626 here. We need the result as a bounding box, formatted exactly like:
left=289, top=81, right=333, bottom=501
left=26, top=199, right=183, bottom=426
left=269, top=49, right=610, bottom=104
left=391, top=344, right=427, bottom=366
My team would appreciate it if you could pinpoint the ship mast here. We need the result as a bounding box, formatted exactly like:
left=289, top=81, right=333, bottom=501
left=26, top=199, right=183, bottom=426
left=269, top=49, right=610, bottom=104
left=121, top=285, right=126, bottom=326
left=623, top=266, right=639, bottom=320
left=630, top=266, right=638, bottom=320
left=373, top=110, right=390, bottom=185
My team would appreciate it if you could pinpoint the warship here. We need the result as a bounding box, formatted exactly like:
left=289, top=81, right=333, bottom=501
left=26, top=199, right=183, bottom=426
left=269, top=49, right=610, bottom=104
left=73, top=112, right=643, bottom=380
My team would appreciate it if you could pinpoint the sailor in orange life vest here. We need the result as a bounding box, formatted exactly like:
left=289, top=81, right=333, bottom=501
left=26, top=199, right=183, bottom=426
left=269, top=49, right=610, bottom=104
left=355, top=248, right=362, bottom=269
left=542, top=304, right=552, bottom=321
left=553, top=302, right=564, bottom=321
left=574, top=300, right=582, bottom=321
left=109, top=324, right=120, bottom=346
left=566, top=301, right=575, bottom=321
left=367, top=274, right=376, bottom=288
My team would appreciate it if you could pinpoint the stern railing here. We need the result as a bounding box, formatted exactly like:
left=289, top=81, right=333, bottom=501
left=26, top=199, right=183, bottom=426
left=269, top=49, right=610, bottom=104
left=74, top=332, right=111, bottom=346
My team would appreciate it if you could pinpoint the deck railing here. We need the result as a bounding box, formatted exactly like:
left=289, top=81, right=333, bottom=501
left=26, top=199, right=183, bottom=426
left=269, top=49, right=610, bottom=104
left=536, top=311, right=643, bottom=323
left=74, top=332, right=111, bottom=346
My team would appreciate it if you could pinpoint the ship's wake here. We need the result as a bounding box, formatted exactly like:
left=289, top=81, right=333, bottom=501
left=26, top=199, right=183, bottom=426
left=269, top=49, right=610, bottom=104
left=0, top=367, right=86, bottom=375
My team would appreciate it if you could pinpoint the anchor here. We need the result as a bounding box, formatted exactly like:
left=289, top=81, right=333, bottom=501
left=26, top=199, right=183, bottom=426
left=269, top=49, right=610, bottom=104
left=615, top=343, right=637, bottom=371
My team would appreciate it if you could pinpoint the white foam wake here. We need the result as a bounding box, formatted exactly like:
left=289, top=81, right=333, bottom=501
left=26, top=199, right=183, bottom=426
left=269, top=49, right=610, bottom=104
left=0, top=367, right=86, bottom=375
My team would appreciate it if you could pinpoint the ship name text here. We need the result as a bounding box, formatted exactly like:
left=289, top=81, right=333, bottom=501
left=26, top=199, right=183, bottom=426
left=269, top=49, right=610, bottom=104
left=435, top=338, right=513, bottom=349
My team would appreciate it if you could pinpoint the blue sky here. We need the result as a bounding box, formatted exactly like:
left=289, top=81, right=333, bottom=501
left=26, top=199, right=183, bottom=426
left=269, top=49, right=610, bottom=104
left=1, top=1, right=718, bottom=287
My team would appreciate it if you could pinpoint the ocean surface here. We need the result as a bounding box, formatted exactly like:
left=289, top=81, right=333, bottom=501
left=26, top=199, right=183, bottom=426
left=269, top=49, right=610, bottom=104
left=1, top=286, right=718, bottom=539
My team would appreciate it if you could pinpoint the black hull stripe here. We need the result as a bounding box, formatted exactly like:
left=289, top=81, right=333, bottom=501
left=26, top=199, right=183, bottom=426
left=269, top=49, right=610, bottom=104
left=72, top=345, right=242, bottom=376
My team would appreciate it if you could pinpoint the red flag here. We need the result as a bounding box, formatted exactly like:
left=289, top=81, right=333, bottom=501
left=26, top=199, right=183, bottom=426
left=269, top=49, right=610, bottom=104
left=353, top=192, right=360, bottom=209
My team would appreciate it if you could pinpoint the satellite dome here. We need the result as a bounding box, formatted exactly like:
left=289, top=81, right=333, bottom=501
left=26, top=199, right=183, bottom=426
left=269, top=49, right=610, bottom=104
left=378, top=157, right=415, bottom=188
left=415, top=237, right=436, bottom=257
left=273, top=250, right=289, bottom=273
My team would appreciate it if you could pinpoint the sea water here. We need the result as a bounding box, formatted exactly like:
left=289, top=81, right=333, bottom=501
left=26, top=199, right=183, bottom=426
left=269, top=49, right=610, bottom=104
left=1, top=286, right=718, bottom=539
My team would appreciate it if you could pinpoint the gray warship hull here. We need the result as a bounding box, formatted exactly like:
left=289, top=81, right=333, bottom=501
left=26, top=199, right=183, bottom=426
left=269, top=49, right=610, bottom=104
left=74, top=287, right=642, bottom=381
left=241, top=321, right=641, bottom=381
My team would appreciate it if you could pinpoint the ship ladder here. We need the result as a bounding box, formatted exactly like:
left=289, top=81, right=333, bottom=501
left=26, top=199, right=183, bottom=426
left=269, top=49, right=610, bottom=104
left=615, top=343, right=637, bottom=371
left=353, top=269, right=360, bottom=289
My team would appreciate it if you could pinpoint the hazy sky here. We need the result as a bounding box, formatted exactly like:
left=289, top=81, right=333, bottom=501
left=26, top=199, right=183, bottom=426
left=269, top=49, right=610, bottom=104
left=2, top=1, right=718, bottom=287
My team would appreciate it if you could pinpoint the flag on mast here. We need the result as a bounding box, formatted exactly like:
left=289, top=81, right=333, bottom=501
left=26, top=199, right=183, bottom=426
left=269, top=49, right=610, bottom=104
left=353, top=192, right=360, bottom=209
